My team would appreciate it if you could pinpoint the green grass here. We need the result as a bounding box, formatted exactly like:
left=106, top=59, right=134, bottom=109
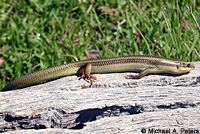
left=0, top=0, right=200, bottom=90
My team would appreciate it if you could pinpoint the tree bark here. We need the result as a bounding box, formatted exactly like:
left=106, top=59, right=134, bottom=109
left=1, top=62, right=200, bottom=133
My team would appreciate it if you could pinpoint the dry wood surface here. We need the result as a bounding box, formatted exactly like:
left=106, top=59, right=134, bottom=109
left=0, top=62, right=200, bottom=133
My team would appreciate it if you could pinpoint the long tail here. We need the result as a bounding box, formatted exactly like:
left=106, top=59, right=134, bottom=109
left=1, top=63, right=79, bottom=92
left=2, top=70, right=53, bottom=91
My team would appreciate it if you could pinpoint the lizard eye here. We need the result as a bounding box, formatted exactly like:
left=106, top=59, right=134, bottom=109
left=186, top=63, right=191, bottom=68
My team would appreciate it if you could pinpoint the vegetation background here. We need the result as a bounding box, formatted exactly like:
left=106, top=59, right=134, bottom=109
left=0, top=0, right=200, bottom=90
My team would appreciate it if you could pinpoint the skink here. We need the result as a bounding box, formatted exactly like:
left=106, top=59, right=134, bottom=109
left=2, top=55, right=195, bottom=91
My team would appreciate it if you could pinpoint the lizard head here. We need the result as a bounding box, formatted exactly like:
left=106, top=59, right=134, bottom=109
left=175, top=62, right=195, bottom=74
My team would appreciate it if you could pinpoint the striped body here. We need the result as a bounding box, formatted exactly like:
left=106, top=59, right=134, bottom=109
left=2, top=55, right=195, bottom=91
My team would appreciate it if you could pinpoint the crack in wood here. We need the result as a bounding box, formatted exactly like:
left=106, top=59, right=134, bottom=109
left=1, top=102, right=199, bottom=132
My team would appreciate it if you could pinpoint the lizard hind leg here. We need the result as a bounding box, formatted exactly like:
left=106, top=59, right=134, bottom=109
left=80, top=63, right=97, bottom=85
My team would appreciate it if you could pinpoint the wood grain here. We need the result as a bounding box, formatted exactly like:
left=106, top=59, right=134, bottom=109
left=0, top=62, right=200, bottom=133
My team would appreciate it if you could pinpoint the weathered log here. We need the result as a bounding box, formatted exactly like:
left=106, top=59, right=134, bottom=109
left=0, top=62, right=200, bottom=133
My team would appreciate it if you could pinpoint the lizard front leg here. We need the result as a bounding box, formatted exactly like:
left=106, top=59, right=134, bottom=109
left=125, top=67, right=157, bottom=79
